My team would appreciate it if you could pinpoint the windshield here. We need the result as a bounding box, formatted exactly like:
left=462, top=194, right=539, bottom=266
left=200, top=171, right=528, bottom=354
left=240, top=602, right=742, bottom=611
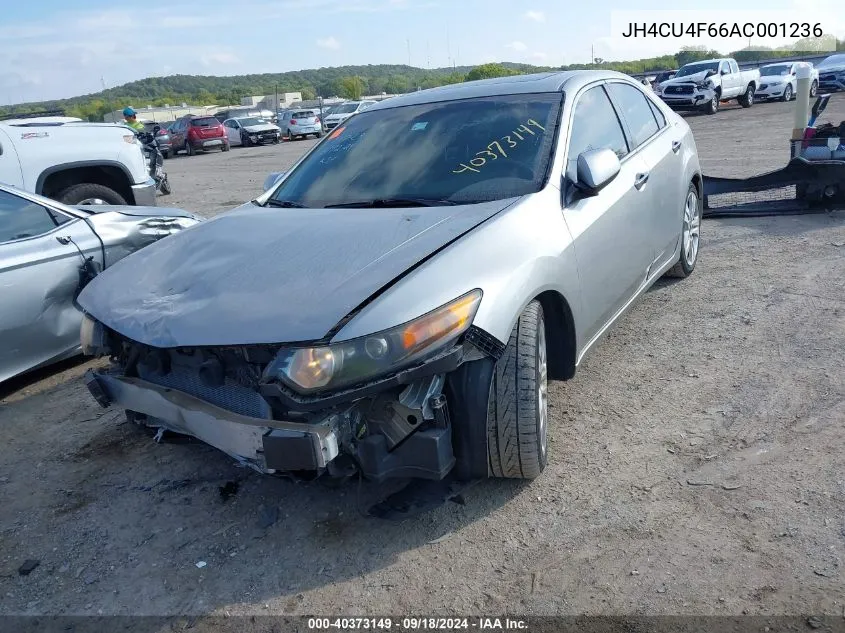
left=675, top=61, right=719, bottom=78
left=334, top=103, right=360, bottom=114
left=238, top=117, right=264, bottom=126
left=267, top=93, right=561, bottom=208
left=819, top=54, right=845, bottom=68
left=762, top=65, right=791, bottom=76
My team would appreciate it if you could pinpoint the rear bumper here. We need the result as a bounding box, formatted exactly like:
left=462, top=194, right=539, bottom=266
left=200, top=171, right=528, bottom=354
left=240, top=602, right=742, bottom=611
left=289, top=125, right=321, bottom=135
left=189, top=138, right=227, bottom=150
left=131, top=179, right=157, bottom=206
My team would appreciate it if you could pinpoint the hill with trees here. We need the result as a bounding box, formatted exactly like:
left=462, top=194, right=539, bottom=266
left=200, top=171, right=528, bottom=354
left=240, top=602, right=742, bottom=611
left=2, top=37, right=841, bottom=122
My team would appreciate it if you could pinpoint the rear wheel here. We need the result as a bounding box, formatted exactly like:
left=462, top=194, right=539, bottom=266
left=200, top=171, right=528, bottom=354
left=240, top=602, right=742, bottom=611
left=667, top=183, right=702, bottom=278
left=56, top=183, right=127, bottom=206
left=739, top=84, right=755, bottom=108
left=221, top=142, right=230, bottom=152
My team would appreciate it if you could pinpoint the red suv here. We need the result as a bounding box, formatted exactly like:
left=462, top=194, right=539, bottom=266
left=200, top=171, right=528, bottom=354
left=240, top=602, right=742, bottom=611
left=170, top=115, right=229, bottom=155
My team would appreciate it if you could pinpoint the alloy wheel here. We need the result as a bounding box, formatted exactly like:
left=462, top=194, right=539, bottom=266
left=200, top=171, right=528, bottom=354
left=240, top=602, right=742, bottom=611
left=683, top=189, right=701, bottom=266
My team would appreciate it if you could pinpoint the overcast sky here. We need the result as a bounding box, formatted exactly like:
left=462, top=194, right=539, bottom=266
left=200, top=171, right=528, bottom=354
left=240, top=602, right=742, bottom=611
left=2, top=0, right=842, bottom=104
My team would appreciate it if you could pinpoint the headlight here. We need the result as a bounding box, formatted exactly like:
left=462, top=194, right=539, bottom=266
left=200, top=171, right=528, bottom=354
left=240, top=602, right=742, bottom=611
left=264, top=289, right=483, bottom=393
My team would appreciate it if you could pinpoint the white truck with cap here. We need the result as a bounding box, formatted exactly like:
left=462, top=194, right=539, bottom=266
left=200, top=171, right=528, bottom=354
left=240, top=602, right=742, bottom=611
left=0, top=112, right=156, bottom=206
left=655, top=58, right=760, bottom=115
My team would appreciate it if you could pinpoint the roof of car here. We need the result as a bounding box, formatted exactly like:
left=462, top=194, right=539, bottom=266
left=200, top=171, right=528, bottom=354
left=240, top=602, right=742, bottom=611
left=365, top=70, right=633, bottom=111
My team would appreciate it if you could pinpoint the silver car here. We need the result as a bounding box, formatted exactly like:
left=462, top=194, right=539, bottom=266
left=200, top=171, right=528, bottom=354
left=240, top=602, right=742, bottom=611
left=79, top=71, right=702, bottom=486
left=277, top=109, right=323, bottom=140
left=0, top=184, right=201, bottom=383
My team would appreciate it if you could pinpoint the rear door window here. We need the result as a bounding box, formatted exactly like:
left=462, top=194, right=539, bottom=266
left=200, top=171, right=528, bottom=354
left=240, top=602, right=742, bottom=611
left=191, top=117, right=219, bottom=127
left=606, top=82, right=660, bottom=148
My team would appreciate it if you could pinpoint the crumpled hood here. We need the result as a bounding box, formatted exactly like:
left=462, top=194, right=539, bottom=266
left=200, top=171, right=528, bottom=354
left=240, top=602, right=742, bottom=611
left=78, top=198, right=517, bottom=348
left=242, top=123, right=279, bottom=133
left=661, top=71, right=715, bottom=86
left=75, top=205, right=199, bottom=220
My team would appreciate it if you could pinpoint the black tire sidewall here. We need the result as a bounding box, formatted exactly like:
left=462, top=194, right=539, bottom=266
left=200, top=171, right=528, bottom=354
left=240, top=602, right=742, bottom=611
left=58, top=183, right=126, bottom=206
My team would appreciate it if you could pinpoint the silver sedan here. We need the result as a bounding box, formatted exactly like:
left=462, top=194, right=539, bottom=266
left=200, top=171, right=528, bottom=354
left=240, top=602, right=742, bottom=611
left=0, top=184, right=201, bottom=383
left=79, top=70, right=702, bottom=486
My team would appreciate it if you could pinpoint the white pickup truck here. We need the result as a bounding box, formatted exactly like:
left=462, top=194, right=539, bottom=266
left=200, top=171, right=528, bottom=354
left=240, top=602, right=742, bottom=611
left=0, top=114, right=155, bottom=205
left=655, top=58, right=760, bottom=115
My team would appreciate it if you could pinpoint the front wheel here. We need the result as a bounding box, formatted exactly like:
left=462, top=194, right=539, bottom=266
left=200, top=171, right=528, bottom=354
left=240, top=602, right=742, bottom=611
left=782, top=84, right=793, bottom=102
left=667, top=182, right=702, bottom=278
left=448, top=301, right=549, bottom=480
left=810, top=80, right=818, bottom=98
left=186, top=142, right=194, bottom=156
left=739, top=85, right=755, bottom=108
left=704, top=95, right=720, bottom=115
left=159, top=177, right=171, bottom=195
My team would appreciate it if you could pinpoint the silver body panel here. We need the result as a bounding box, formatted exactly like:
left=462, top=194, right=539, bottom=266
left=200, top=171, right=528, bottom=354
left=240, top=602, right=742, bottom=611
left=83, top=69, right=701, bottom=373
left=0, top=185, right=201, bottom=382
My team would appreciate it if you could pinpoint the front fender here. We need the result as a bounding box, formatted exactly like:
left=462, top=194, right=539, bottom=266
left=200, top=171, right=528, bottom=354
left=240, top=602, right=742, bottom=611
left=331, top=188, right=584, bottom=352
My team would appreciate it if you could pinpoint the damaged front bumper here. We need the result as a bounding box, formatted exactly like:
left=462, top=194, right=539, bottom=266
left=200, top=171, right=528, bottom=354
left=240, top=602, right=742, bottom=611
left=83, top=342, right=474, bottom=482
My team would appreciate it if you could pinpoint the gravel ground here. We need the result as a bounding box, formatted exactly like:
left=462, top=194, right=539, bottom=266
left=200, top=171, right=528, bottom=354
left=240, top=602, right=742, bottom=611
left=1, top=95, right=844, bottom=618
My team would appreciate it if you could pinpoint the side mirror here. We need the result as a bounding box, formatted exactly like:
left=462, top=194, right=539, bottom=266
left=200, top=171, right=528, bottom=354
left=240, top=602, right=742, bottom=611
left=575, top=148, right=620, bottom=196
left=153, top=125, right=161, bottom=134
left=263, top=171, right=286, bottom=192
left=720, top=69, right=729, bottom=75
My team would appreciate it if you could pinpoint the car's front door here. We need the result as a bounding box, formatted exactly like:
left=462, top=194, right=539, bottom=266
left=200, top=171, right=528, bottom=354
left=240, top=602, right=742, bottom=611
left=0, top=189, right=104, bottom=382
left=561, top=83, right=655, bottom=349
left=172, top=119, right=186, bottom=151
left=605, top=81, right=681, bottom=271
left=225, top=120, right=240, bottom=145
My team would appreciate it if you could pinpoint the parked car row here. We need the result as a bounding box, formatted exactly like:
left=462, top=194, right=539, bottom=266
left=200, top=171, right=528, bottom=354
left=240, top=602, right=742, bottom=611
left=651, top=53, right=843, bottom=116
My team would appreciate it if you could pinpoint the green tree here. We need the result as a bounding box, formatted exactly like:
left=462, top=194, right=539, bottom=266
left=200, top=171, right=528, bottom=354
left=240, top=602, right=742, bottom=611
left=385, top=74, right=411, bottom=94
left=300, top=86, right=316, bottom=100
left=675, top=46, right=722, bottom=67
left=339, top=76, right=366, bottom=100
left=465, top=63, right=519, bottom=82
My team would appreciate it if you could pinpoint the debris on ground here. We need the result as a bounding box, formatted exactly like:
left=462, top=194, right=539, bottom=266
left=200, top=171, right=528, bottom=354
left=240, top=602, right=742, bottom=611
left=218, top=481, right=239, bottom=502
left=17, top=560, right=40, bottom=576
left=195, top=561, right=207, bottom=569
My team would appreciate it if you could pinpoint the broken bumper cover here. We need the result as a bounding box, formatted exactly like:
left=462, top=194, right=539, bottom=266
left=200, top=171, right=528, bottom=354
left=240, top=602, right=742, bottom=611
left=658, top=88, right=715, bottom=110
left=84, top=362, right=457, bottom=482
left=85, top=370, right=340, bottom=472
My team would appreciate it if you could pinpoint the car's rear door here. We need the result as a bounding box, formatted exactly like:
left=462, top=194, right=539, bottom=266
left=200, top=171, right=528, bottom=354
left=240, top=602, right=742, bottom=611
left=0, top=189, right=104, bottom=382
left=605, top=81, right=681, bottom=271
left=561, top=83, right=654, bottom=347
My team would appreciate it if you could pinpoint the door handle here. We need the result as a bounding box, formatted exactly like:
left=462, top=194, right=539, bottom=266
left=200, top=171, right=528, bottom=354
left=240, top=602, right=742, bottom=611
left=672, top=140, right=682, bottom=154
left=634, top=172, right=650, bottom=190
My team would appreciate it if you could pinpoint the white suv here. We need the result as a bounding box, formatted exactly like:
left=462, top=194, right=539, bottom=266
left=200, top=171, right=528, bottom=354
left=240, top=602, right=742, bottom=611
left=322, top=100, right=377, bottom=131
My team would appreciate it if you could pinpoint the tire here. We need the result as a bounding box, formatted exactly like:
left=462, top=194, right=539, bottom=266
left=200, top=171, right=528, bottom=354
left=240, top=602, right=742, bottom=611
left=704, top=94, right=719, bottom=115
left=810, top=80, right=818, bottom=98
left=56, top=183, right=127, bottom=206
left=782, top=84, right=793, bottom=102
left=221, top=142, right=230, bottom=152
left=242, top=133, right=251, bottom=147
left=287, top=129, right=296, bottom=141
left=159, top=177, right=171, bottom=195
left=739, top=84, right=755, bottom=108
left=666, top=182, right=702, bottom=279
left=316, top=132, right=323, bottom=139
left=161, top=150, right=170, bottom=159
left=186, top=142, right=194, bottom=156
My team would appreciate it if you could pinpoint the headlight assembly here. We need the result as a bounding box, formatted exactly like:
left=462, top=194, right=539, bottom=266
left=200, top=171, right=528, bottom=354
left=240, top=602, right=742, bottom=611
left=264, top=289, right=483, bottom=393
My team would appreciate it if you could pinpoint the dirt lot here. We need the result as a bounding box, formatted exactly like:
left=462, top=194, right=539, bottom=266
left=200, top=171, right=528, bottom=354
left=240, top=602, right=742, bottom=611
left=1, top=96, right=845, bottom=618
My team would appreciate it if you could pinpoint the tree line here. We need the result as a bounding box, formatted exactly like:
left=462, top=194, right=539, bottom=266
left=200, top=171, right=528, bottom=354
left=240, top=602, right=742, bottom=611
left=2, top=38, right=841, bottom=122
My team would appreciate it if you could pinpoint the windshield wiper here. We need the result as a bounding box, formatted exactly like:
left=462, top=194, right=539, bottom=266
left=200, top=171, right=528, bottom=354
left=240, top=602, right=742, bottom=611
left=325, top=198, right=457, bottom=208
left=264, top=199, right=306, bottom=208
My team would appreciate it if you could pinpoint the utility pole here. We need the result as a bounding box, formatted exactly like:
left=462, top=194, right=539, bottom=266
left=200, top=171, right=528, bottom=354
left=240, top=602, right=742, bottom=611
left=447, top=28, right=451, bottom=68
left=407, top=39, right=411, bottom=67
left=426, top=40, right=430, bottom=68
left=275, top=83, right=279, bottom=111
left=591, top=45, right=594, bottom=64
